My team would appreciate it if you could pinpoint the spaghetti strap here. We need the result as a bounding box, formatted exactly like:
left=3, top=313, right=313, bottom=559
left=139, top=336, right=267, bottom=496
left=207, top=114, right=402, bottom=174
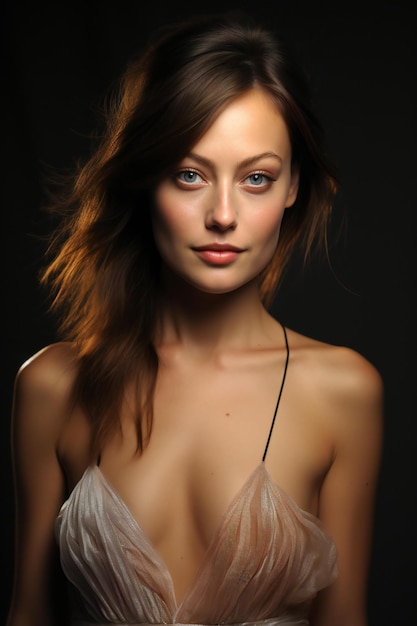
left=262, top=324, right=290, bottom=463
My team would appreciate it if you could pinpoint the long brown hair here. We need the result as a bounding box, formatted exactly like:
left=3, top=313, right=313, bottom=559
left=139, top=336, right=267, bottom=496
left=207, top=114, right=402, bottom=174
left=41, top=12, right=339, bottom=456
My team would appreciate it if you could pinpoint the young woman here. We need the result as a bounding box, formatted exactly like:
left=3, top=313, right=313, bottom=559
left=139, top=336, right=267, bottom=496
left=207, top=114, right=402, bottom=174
left=7, top=12, right=383, bottom=626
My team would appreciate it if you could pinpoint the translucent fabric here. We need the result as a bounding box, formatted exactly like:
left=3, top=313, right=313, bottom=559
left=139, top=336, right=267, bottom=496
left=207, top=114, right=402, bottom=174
left=56, top=463, right=337, bottom=625
left=72, top=619, right=309, bottom=625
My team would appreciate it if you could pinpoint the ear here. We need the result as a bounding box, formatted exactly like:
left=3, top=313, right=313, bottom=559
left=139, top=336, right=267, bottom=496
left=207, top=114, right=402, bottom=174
left=285, top=165, right=299, bottom=208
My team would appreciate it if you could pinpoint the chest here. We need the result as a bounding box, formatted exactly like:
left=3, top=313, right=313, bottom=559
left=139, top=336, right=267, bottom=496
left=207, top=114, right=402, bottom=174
left=61, top=354, right=332, bottom=544
left=98, top=361, right=330, bottom=542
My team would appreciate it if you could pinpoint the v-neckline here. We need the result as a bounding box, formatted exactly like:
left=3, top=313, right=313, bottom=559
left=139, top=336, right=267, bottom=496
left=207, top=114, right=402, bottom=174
left=94, top=462, right=269, bottom=612
left=91, top=461, right=322, bottom=617
left=57, top=460, right=338, bottom=624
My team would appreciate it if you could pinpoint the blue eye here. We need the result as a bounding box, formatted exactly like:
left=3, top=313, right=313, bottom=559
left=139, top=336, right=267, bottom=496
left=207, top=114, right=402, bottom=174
left=242, top=172, right=276, bottom=192
left=246, top=173, right=268, bottom=186
left=176, top=170, right=204, bottom=185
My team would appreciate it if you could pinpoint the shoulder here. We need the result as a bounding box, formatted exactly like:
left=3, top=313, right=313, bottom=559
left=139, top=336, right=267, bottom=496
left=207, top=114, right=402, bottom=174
left=16, top=341, right=79, bottom=387
left=14, top=342, right=80, bottom=429
left=288, top=328, right=383, bottom=398
left=17, top=341, right=77, bottom=382
left=286, top=328, right=383, bottom=438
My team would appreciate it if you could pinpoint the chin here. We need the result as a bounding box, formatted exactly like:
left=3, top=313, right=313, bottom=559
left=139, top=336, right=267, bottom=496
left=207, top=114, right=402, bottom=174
left=184, top=275, right=260, bottom=296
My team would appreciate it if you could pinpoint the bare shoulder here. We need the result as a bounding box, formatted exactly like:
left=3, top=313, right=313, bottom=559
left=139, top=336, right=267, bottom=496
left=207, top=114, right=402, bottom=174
left=14, top=342, right=80, bottom=435
left=17, top=341, right=78, bottom=389
left=287, top=327, right=384, bottom=431
left=313, top=338, right=381, bottom=401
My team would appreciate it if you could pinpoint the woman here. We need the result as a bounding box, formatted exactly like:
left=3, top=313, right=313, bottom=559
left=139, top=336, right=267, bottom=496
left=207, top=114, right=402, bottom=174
left=7, top=12, right=383, bottom=626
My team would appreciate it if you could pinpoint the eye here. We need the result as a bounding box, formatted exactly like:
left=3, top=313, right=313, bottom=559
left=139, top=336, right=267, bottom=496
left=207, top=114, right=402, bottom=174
left=242, top=171, right=276, bottom=190
left=175, top=169, right=205, bottom=187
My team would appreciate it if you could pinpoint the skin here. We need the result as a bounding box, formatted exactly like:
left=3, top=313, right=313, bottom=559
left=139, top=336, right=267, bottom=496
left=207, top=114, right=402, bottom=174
left=7, top=89, right=383, bottom=626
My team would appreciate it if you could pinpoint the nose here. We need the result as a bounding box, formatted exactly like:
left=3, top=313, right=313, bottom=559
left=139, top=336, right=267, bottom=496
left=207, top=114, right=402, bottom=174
left=205, top=186, right=238, bottom=231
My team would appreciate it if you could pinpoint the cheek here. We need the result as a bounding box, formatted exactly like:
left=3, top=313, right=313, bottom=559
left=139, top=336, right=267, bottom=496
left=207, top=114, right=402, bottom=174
left=252, top=204, right=286, bottom=248
left=152, top=187, right=192, bottom=245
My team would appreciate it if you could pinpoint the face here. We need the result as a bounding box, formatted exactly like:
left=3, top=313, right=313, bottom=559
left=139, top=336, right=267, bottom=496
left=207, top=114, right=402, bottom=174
left=152, top=88, right=299, bottom=296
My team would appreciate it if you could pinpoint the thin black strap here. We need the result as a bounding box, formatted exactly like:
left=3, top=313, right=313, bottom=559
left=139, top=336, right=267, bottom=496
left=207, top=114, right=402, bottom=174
left=262, top=325, right=290, bottom=463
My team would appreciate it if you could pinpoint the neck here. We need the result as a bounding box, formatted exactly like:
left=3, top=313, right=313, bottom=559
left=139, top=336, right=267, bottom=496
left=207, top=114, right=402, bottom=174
left=155, top=272, right=275, bottom=355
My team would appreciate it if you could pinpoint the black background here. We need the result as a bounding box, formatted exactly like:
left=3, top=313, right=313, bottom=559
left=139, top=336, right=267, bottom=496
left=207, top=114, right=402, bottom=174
left=3, top=1, right=416, bottom=624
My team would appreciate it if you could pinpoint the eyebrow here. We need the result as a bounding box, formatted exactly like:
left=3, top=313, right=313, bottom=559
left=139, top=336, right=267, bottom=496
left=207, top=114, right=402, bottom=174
left=186, top=151, right=283, bottom=169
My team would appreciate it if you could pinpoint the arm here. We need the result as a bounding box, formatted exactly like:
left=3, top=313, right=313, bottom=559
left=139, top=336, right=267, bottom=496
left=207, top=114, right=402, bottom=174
left=310, top=349, right=384, bottom=626
left=7, top=345, right=76, bottom=626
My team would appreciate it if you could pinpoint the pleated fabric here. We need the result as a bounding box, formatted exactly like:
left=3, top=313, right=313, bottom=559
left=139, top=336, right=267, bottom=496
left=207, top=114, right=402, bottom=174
left=56, top=463, right=337, bottom=625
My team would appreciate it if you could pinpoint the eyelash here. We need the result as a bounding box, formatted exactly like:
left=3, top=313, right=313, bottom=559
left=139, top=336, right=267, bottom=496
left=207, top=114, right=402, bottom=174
left=243, top=171, right=277, bottom=189
left=174, top=168, right=277, bottom=191
left=175, top=169, right=205, bottom=186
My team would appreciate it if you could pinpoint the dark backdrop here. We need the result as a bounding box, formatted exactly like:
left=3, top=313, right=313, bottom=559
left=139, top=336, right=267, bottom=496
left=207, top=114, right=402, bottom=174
left=3, top=1, right=416, bottom=624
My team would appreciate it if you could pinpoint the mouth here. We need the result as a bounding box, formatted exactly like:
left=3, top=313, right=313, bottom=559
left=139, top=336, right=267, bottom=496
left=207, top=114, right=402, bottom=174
left=193, top=243, right=244, bottom=252
left=192, top=243, right=245, bottom=265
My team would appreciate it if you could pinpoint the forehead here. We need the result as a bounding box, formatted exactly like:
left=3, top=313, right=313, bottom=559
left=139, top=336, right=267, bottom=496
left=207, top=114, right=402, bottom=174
left=189, top=89, right=292, bottom=163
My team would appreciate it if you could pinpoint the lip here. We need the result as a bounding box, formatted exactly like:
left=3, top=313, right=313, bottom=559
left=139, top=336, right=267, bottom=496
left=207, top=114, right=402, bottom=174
left=193, top=243, right=244, bottom=252
left=192, top=243, right=244, bottom=266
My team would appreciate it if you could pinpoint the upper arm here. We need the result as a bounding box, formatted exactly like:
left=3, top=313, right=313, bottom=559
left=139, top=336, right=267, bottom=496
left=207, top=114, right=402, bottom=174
left=311, top=350, right=384, bottom=626
left=7, top=344, right=76, bottom=626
